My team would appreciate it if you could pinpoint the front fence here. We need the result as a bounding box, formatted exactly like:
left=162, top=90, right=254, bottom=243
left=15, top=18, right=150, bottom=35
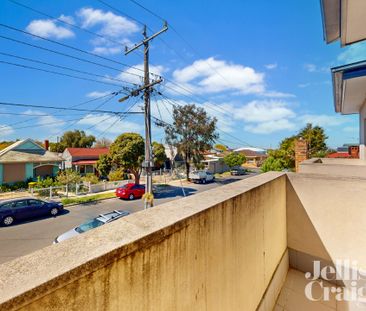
left=28, top=179, right=131, bottom=200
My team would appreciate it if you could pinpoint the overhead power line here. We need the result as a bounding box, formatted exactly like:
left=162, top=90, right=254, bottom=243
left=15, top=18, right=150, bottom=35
left=6, top=0, right=128, bottom=48
left=0, top=23, right=146, bottom=74
left=155, top=92, right=257, bottom=148
left=0, top=60, right=130, bottom=88
left=0, top=34, right=143, bottom=81
left=96, top=0, right=146, bottom=26
left=50, top=93, right=119, bottom=139
left=0, top=51, right=138, bottom=87
left=0, top=101, right=142, bottom=115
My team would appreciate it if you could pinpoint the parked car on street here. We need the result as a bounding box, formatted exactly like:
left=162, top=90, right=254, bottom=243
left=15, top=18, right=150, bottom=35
left=54, top=210, right=130, bottom=243
left=115, top=183, right=145, bottom=200
left=0, top=198, right=64, bottom=226
left=189, top=170, right=215, bottom=184
left=230, top=167, right=246, bottom=176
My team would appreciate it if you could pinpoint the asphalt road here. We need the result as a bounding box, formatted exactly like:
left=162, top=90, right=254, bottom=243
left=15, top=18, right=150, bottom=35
left=0, top=174, right=257, bottom=264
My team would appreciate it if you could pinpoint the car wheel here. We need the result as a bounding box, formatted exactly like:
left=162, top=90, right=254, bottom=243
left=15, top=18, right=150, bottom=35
left=2, top=216, right=14, bottom=226
left=129, top=194, right=135, bottom=200
left=50, top=207, right=59, bottom=217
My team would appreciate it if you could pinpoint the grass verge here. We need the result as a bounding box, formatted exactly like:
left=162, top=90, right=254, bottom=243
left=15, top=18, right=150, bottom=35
left=61, top=192, right=115, bottom=206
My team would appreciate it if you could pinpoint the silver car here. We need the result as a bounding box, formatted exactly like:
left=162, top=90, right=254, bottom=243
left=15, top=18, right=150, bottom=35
left=53, top=210, right=130, bottom=243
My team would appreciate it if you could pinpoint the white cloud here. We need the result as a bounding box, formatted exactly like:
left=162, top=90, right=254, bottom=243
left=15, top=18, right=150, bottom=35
left=234, top=100, right=295, bottom=123
left=262, top=91, right=296, bottom=98
left=23, top=110, right=66, bottom=134
left=171, top=57, right=265, bottom=95
left=244, top=119, right=296, bottom=134
left=338, top=42, right=366, bottom=64
left=304, top=63, right=317, bottom=72
left=76, top=7, right=139, bottom=56
left=58, top=14, right=75, bottom=25
left=77, top=114, right=142, bottom=134
left=304, top=63, right=328, bottom=73
left=343, top=126, right=358, bottom=133
left=26, top=19, right=74, bottom=39
left=265, top=63, right=277, bottom=70
left=78, top=7, right=139, bottom=37
left=298, top=114, right=349, bottom=127
left=86, top=91, right=111, bottom=98
left=0, top=125, right=14, bottom=137
left=92, top=46, right=122, bottom=55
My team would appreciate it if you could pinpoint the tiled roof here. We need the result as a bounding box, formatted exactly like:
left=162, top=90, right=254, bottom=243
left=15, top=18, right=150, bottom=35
left=66, top=148, right=109, bottom=157
left=326, top=152, right=351, bottom=158
left=237, top=149, right=268, bottom=157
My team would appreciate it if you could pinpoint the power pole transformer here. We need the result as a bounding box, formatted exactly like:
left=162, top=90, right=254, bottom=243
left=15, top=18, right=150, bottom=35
left=120, top=22, right=168, bottom=209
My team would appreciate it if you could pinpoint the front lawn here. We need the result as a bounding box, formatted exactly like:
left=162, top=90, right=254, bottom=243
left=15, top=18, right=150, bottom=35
left=61, top=192, right=116, bottom=206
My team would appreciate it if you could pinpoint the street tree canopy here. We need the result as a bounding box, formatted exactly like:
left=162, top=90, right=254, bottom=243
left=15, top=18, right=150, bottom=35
left=152, top=141, right=167, bottom=168
left=223, top=152, right=246, bottom=168
left=261, top=123, right=329, bottom=172
left=96, top=154, right=112, bottom=177
left=164, top=104, right=218, bottom=180
left=50, top=130, right=96, bottom=153
left=109, top=133, right=144, bottom=184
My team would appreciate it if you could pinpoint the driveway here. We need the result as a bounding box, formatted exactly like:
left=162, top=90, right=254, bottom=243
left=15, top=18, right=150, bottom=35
left=0, top=174, right=257, bottom=264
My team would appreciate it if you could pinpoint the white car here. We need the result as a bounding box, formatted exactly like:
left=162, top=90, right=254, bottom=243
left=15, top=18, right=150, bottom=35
left=189, top=170, right=215, bottom=184
left=53, top=210, right=130, bottom=243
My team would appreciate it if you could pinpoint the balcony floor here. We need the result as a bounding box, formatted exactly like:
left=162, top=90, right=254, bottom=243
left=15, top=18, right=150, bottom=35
left=274, top=269, right=355, bottom=311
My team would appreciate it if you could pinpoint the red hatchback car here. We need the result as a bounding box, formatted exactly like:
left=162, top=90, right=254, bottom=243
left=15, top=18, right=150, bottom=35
left=115, top=183, right=145, bottom=200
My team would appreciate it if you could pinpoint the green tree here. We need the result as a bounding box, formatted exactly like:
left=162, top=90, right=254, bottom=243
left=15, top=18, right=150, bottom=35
left=261, top=123, right=328, bottom=172
left=49, top=142, right=65, bottom=153
left=82, top=173, right=99, bottom=184
left=164, top=104, right=218, bottom=180
left=298, top=123, right=328, bottom=157
left=96, top=154, right=112, bottom=176
left=56, top=169, right=82, bottom=185
left=261, top=156, right=287, bottom=172
left=50, top=130, right=96, bottom=153
left=223, top=152, right=246, bottom=169
left=109, top=133, right=144, bottom=184
left=152, top=141, right=167, bottom=168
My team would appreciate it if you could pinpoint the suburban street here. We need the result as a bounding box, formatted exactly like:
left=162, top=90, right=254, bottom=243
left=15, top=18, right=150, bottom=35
left=0, top=174, right=258, bottom=264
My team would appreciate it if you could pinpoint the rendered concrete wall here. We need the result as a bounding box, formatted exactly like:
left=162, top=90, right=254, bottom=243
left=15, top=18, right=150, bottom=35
left=286, top=173, right=366, bottom=273
left=0, top=172, right=287, bottom=311
left=299, top=158, right=366, bottom=178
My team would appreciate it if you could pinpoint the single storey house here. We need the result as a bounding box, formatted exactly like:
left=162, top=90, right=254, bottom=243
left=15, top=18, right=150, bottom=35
left=62, top=148, right=109, bottom=175
left=234, top=148, right=268, bottom=167
left=0, top=139, right=63, bottom=185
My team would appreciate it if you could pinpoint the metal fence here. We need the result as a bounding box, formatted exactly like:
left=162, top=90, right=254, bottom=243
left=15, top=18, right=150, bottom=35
left=28, top=179, right=131, bottom=200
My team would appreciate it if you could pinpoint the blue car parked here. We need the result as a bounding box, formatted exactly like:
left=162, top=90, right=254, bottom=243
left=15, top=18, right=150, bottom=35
left=0, top=198, right=64, bottom=226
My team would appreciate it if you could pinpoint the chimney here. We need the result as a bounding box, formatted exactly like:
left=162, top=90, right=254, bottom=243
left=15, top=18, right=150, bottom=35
left=294, top=138, right=309, bottom=172
left=44, top=140, right=49, bottom=151
left=349, top=146, right=359, bottom=158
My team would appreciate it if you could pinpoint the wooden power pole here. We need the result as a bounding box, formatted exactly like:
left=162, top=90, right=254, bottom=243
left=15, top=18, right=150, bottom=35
left=120, top=22, right=168, bottom=209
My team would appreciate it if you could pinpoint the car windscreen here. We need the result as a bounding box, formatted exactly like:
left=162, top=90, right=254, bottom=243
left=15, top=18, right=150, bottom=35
left=75, top=218, right=104, bottom=233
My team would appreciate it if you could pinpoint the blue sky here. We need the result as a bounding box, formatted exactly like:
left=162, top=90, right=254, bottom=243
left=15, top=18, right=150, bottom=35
left=0, top=0, right=365, bottom=148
